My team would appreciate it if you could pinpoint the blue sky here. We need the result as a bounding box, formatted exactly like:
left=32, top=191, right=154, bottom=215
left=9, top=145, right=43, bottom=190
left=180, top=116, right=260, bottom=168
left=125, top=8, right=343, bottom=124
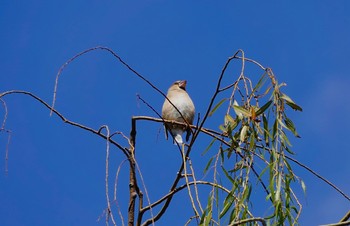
left=1, top=1, right=350, bottom=225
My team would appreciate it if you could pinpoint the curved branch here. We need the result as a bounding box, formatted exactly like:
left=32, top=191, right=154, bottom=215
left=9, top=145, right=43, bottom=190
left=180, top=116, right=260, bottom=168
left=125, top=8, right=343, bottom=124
left=133, top=115, right=350, bottom=202
left=140, top=180, right=230, bottom=214
left=229, top=217, right=266, bottom=226
left=51, top=46, right=194, bottom=137
left=0, top=90, right=129, bottom=157
left=320, top=221, right=350, bottom=226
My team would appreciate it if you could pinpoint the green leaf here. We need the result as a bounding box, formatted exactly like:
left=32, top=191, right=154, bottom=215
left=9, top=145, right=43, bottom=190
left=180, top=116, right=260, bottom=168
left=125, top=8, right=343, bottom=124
left=231, top=160, right=246, bottom=172
left=233, top=105, right=251, bottom=118
left=221, top=166, right=235, bottom=184
left=252, top=71, right=268, bottom=94
left=272, top=119, right=278, bottom=140
left=281, top=94, right=303, bottom=111
left=209, top=98, right=226, bottom=116
left=284, top=115, right=300, bottom=137
left=256, top=100, right=273, bottom=116
left=249, top=131, right=256, bottom=150
left=263, top=114, right=270, bottom=146
left=285, top=145, right=295, bottom=155
left=240, top=125, right=249, bottom=142
left=225, top=114, right=238, bottom=130
left=280, top=130, right=292, bottom=147
left=275, top=173, right=282, bottom=202
left=200, top=196, right=213, bottom=226
left=219, top=124, right=226, bottom=133
left=242, top=184, right=252, bottom=201
left=219, top=192, right=235, bottom=218
left=203, top=157, right=214, bottom=174
left=202, top=138, right=216, bottom=156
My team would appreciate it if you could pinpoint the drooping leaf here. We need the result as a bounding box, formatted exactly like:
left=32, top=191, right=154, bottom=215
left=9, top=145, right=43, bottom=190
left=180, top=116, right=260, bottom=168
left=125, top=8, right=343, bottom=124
left=263, top=114, right=270, bottom=146
left=281, top=94, right=303, bottom=111
left=230, top=160, right=246, bottom=172
left=252, top=71, right=268, bottom=94
left=240, top=125, right=249, bottom=143
left=285, top=145, right=295, bottom=155
left=219, top=124, right=227, bottom=133
left=256, top=100, right=273, bottom=116
left=225, top=114, right=238, bottom=130
left=203, top=157, right=214, bottom=174
left=280, top=130, right=292, bottom=147
left=233, top=105, right=251, bottom=118
left=209, top=98, right=227, bottom=116
left=221, top=166, right=235, bottom=184
left=272, top=119, right=278, bottom=140
left=202, top=138, right=217, bottom=156
left=242, top=184, right=252, bottom=202
left=200, top=196, right=213, bottom=226
left=275, top=173, right=282, bottom=202
left=284, top=115, right=300, bottom=137
left=219, top=192, right=235, bottom=218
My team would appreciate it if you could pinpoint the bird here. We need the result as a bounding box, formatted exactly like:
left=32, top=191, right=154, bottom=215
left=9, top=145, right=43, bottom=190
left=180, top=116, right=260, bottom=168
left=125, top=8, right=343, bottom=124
left=162, top=80, right=195, bottom=144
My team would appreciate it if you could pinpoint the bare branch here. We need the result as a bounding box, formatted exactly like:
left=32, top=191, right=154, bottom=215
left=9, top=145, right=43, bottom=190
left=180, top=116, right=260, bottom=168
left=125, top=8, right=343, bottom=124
left=100, top=125, right=117, bottom=226
left=0, top=90, right=129, bottom=157
left=320, top=221, right=350, bottom=226
left=229, top=217, right=267, bottom=226
left=141, top=180, right=231, bottom=213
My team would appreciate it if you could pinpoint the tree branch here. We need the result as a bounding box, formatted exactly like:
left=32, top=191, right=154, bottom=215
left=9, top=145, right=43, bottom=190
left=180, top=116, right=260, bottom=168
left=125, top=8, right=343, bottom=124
left=229, top=217, right=267, bottom=226
left=0, top=90, right=129, bottom=157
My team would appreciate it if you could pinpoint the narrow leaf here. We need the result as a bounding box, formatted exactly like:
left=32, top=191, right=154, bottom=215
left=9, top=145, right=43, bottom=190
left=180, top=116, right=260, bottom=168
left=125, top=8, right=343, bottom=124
left=284, top=115, right=300, bottom=137
left=301, top=179, right=307, bottom=195
left=272, top=119, right=278, bottom=140
left=225, top=114, right=238, bottom=130
left=240, top=125, right=249, bottom=142
left=209, top=98, right=226, bottom=116
left=202, top=138, right=216, bottom=156
left=221, top=166, right=235, bottom=184
left=219, top=192, right=234, bottom=218
left=256, top=100, right=273, bottom=116
left=233, top=105, right=251, bottom=118
left=263, top=114, right=270, bottom=146
left=252, top=71, right=268, bottom=94
left=281, top=94, right=303, bottom=111
left=203, top=157, right=214, bottom=174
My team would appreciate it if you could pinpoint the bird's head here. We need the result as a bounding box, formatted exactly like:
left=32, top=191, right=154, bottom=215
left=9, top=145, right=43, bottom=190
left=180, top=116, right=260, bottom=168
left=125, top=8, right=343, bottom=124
left=173, top=80, right=187, bottom=91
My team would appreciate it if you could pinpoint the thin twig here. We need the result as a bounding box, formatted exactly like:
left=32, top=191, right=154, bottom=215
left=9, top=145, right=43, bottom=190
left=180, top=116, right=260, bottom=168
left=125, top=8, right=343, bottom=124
left=340, top=210, right=350, bottom=222
left=228, top=217, right=267, bottom=226
left=141, top=180, right=231, bottom=213
left=319, top=221, right=350, bottom=226
left=187, top=157, right=204, bottom=213
left=114, top=159, right=127, bottom=226
left=134, top=161, right=154, bottom=226
left=0, top=98, right=8, bottom=129
left=131, top=115, right=350, bottom=203
left=181, top=145, right=200, bottom=218
left=100, top=125, right=117, bottom=226
left=4, top=130, right=11, bottom=175
left=0, top=90, right=129, bottom=157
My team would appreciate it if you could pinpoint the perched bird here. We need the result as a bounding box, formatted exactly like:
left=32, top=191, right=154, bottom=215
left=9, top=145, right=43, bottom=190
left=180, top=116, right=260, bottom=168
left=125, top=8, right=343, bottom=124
left=162, top=80, right=195, bottom=144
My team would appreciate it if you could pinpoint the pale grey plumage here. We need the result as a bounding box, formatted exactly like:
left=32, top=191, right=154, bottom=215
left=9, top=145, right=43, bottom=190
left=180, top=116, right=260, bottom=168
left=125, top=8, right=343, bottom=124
left=162, top=80, right=195, bottom=144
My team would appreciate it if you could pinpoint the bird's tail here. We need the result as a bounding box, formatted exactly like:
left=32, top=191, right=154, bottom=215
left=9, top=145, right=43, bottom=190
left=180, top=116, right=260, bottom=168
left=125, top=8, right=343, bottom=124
left=171, top=128, right=184, bottom=145
left=174, top=134, right=183, bottom=145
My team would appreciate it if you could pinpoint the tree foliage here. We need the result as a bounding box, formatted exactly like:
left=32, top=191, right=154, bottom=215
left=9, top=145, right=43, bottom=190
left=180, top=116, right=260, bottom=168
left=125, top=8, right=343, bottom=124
left=1, top=47, right=349, bottom=226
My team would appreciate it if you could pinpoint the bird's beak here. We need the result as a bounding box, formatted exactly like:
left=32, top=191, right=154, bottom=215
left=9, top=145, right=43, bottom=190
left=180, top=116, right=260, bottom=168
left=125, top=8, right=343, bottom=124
left=179, top=80, right=187, bottom=89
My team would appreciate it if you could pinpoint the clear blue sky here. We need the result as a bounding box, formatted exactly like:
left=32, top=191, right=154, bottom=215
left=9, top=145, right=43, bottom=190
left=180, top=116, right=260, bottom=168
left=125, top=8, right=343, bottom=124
left=1, top=1, right=350, bottom=225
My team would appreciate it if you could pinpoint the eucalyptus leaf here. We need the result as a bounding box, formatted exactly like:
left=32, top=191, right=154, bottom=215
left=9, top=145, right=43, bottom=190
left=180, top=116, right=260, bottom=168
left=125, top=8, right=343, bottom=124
left=209, top=98, right=227, bottom=116
left=256, top=100, right=273, bottom=116
left=233, top=105, right=251, bottom=118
